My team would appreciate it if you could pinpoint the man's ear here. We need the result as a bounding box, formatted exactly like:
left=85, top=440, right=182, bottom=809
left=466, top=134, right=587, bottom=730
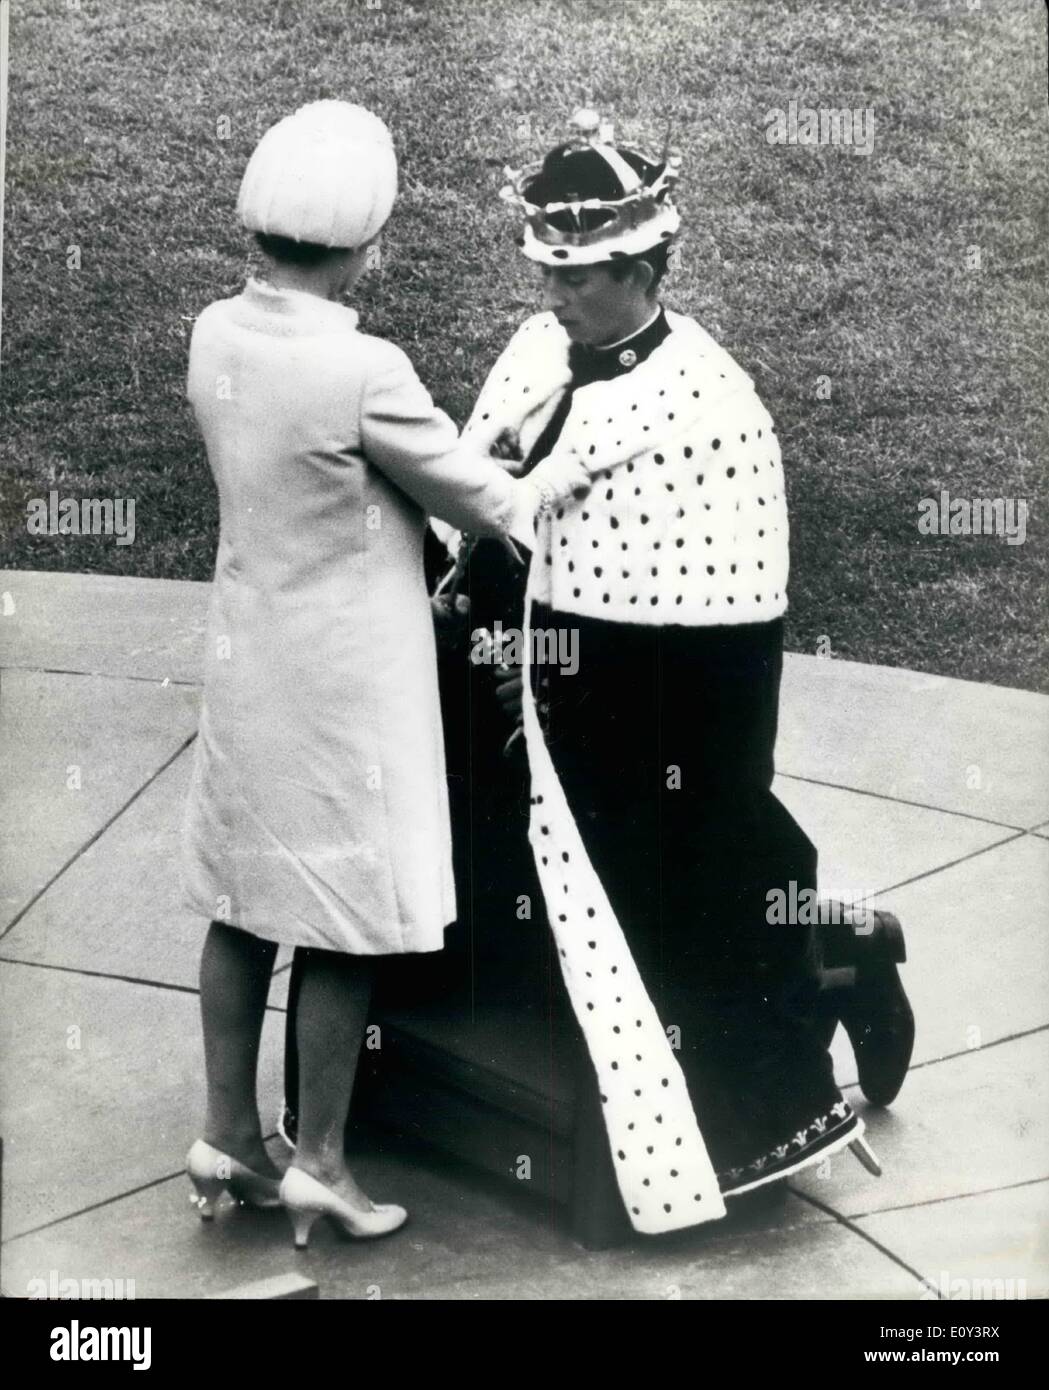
left=632, top=257, right=657, bottom=297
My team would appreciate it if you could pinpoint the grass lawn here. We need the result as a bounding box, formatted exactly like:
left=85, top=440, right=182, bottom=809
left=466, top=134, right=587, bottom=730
left=2, top=0, right=1046, bottom=689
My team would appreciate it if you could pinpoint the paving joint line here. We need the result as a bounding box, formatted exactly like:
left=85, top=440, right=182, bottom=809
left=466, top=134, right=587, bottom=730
left=788, top=1186, right=941, bottom=1296
left=810, top=1020, right=1049, bottom=1102
left=777, top=771, right=1031, bottom=834
left=0, top=732, right=198, bottom=941
left=904, top=1020, right=1048, bottom=1073
left=0, top=955, right=199, bottom=996
left=0, top=954, right=289, bottom=1013
left=838, top=1173, right=1049, bottom=1224
left=872, top=828, right=1029, bottom=899
left=3, top=662, right=201, bottom=688
left=1, top=1132, right=281, bottom=1247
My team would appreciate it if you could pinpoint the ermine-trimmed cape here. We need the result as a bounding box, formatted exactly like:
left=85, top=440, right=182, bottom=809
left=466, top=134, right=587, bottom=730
left=460, top=312, right=862, bottom=1233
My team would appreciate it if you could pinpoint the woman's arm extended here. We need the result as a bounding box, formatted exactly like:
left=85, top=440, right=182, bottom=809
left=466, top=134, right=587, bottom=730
left=360, top=344, right=551, bottom=547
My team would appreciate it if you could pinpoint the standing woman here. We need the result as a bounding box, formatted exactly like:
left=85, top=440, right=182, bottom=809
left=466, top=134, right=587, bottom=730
left=181, top=102, right=556, bottom=1248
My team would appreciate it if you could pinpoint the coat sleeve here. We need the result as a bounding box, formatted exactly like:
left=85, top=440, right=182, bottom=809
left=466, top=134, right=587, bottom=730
left=462, top=316, right=593, bottom=504
left=360, top=342, right=540, bottom=546
left=526, top=446, right=592, bottom=502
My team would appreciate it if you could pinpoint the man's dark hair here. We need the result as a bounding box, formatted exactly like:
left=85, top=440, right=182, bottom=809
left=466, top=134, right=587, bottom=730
left=254, top=232, right=343, bottom=266
left=607, top=241, right=672, bottom=292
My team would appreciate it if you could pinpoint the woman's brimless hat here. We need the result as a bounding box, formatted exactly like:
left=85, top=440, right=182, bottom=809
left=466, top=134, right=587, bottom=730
left=237, top=100, right=397, bottom=249
left=502, top=109, right=681, bottom=266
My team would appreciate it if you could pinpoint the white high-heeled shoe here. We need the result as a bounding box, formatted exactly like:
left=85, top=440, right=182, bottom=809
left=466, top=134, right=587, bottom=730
left=279, top=1165, right=408, bottom=1248
left=186, top=1139, right=283, bottom=1221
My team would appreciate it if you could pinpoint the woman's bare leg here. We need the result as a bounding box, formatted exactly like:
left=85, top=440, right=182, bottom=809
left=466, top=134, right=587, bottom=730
left=292, top=947, right=377, bottom=1208
left=200, top=920, right=280, bottom=1176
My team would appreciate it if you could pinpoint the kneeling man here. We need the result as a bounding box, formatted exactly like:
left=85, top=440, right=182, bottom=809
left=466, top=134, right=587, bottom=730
left=452, top=110, right=913, bottom=1232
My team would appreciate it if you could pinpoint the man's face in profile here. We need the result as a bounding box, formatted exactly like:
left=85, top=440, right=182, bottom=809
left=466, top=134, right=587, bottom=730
left=538, top=263, right=637, bottom=347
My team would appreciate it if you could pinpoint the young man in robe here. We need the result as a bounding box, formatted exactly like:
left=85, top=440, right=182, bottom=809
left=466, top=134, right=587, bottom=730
left=436, top=110, right=915, bottom=1231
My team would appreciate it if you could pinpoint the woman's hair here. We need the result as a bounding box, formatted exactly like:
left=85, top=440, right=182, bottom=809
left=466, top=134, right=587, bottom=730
left=607, top=242, right=672, bottom=292
left=254, top=231, right=346, bottom=266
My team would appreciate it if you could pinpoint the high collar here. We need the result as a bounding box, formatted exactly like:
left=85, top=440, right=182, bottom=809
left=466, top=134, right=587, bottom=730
left=593, top=306, right=663, bottom=353
left=568, top=306, right=670, bottom=386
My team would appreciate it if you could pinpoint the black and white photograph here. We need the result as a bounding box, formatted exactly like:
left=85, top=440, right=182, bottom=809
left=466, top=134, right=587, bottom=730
left=0, top=0, right=1046, bottom=1330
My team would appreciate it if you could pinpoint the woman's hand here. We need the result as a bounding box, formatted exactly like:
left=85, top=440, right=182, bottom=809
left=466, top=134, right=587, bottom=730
left=527, top=448, right=592, bottom=502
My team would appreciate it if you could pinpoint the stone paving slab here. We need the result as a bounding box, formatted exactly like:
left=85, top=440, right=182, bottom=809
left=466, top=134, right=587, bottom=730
left=773, top=775, right=1013, bottom=898
left=856, top=1179, right=1049, bottom=1300
left=0, top=962, right=284, bottom=1241
left=0, top=743, right=292, bottom=1009
left=778, top=655, right=1049, bottom=830
left=0, top=670, right=199, bottom=932
left=0, top=569, right=210, bottom=685
left=876, top=833, right=1049, bottom=1069
left=0, top=1132, right=922, bottom=1301
left=792, top=1029, right=1049, bottom=1220
left=1, top=748, right=202, bottom=986
left=822, top=831, right=1048, bottom=1089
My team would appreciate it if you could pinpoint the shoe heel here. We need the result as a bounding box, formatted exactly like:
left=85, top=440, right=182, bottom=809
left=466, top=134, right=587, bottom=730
left=289, top=1207, right=321, bottom=1250
left=849, top=1136, right=883, bottom=1178
left=189, top=1173, right=226, bottom=1221
left=876, top=911, right=906, bottom=963
left=855, top=910, right=906, bottom=964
